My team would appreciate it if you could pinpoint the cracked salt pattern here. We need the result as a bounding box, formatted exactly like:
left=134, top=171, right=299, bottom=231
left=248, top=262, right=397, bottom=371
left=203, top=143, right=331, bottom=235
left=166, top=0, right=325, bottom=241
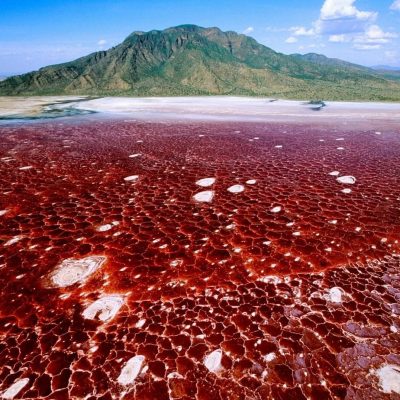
left=0, top=118, right=400, bottom=399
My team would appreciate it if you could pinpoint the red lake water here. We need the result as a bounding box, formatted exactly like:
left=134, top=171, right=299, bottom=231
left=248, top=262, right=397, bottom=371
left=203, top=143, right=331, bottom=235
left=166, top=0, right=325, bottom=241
left=0, top=118, right=399, bottom=399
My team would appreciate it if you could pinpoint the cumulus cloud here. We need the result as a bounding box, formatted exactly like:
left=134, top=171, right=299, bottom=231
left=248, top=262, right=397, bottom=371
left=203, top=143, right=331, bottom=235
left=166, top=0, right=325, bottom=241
left=290, top=0, right=397, bottom=53
left=243, top=27, right=254, bottom=35
left=390, top=0, right=400, bottom=11
left=320, top=0, right=377, bottom=21
left=98, top=39, right=107, bottom=46
left=285, top=37, right=298, bottom=44
left=290, top=26, right=315, bottom=36
left=316, top=0, right=377, bottom=35
left=354, top=25, right=397, bottom=47
left=329, top=34, right=348, bottom=42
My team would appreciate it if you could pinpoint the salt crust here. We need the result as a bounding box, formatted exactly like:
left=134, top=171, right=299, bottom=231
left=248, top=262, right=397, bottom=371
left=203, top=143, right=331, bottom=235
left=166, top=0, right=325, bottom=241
left=227, top=185, right=245, bottom=194
left=51, top=256, right=106, bottom=287
left=1, top=378, right=29, bottom=399
left=204, top=349, right=223, bottom=373
left=118, top=355, right=145, bottom=385
left=196, top=178, right=216, bottom=187
left=82, top=295, right=124, bottom=322
left=193, top=191, right=214, bottom=203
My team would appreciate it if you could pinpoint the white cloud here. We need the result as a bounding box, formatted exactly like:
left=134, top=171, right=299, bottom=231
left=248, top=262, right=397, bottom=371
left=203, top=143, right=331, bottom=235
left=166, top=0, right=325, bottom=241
left=316, top=0, right=377, bottom=35
left=329, top=34, right=348, bottom=42
left=243, top=27, right=254, bottom=35
left=285, top=36, right=298, bottom=44
left=320, top=0, right=377, bottom=21
left=354, top=25, right=397, bottom=45
left=98, top=39, right=107, bottom=46
left=390, top=0, right=400, bottom=11
left=290, top=26, right=315, bottom=36
left=292, top=1, right=397, bottom=53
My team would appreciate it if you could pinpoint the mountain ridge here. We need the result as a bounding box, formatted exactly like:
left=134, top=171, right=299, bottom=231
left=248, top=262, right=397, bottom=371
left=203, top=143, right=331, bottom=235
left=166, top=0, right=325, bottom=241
left=1, top=24, right=400, bottom=101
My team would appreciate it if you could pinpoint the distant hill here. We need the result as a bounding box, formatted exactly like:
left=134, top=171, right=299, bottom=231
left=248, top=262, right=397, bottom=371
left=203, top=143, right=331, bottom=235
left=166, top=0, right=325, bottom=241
left=1, top=25, right=400, bottom=101
left=372, top=65, right=400, bottom=71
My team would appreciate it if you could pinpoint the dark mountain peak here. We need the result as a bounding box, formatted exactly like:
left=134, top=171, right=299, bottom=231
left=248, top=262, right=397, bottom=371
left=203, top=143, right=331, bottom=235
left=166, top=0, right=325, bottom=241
left=165, top=24, right=206, bottom=32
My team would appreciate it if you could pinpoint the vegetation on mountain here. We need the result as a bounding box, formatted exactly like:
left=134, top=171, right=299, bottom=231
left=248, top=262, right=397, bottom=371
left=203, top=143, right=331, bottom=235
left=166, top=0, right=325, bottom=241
left=1, top=25, right=400, bottom=101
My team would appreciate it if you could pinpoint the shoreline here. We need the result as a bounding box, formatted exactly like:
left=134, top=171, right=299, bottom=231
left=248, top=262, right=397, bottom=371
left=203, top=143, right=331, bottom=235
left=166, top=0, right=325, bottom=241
left=1, top=96, right=400, bottom=124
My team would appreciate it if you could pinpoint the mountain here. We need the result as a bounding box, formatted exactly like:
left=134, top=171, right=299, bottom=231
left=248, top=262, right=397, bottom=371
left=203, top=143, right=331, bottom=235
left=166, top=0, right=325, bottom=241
left=1, top=25, right=400, bottom=101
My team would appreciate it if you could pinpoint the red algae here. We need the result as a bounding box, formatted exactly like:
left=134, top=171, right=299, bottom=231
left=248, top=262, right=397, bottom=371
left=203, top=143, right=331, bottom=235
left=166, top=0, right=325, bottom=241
left=0, top=119, right=400, bottom=399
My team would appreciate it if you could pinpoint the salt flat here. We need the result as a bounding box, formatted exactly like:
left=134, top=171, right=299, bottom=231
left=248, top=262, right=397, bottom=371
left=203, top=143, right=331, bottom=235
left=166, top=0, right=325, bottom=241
left=68, top=96, right=400, bottom=122
left=1, top=96, right=400, bottom=122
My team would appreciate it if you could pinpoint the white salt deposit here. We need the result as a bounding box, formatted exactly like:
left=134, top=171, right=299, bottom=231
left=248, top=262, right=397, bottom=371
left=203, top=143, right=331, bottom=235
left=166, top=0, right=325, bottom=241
left=329, top=171, right=340, bottom=176
left=342, top=188, right=352, bottom=194
left=97, top=224, right=113, bottom=232
left=227, top=184, right=245, bottom=194
left=0, top=210, right=8, bottom=216
left=204, top=349, right=223, bottom=373
left=1, top=378, right=29, bottom=399
left=374, top=365, right=400, bottom=394
left=328, top=287, right=343, bottom=303
left=124, top=175, right=139, bottom=182
left=337, top=176, right=356, bottom=185
left=196, top=178, right=216, bottom=187
left=4, top=97, right=400, bottom=123
left=118, top=355, right=145, bottom=385
left=97, top=221, right=119, bottom=232
left=4, top=236, right=22, bottom=246
left=51, top=256, right=106, bottom=288
left=136, top=319, right=146, bottom=328
left=193, top=191, right=214, bottom=203
left=129, top=154, right=141, bottom=158
left=18, top=166, right=33, bottom=171
left=271, top=206, right=282, bottom=213
left=275, top=145, right=283, bottom=149
left=246, top=179, right=257, bottom=184
left=82, top=295, right=124, bottom=322
left=264, top=353, right=276, bottom=362
left=259, top=276, right=282, bottom=284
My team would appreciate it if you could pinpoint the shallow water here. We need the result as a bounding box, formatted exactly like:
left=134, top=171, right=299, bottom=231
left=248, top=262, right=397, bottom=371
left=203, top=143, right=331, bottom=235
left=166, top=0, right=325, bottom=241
left=0, top=116, right=399, bottom=399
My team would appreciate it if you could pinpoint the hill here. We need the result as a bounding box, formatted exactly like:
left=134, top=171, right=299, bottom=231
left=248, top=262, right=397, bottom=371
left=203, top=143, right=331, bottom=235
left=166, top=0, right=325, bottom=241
left=1, top=25, right=400, bottom=101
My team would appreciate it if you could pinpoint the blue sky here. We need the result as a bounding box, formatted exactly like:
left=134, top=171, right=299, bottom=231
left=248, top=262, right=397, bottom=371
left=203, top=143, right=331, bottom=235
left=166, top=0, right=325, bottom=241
left=1, top=0, right=399, bottom=75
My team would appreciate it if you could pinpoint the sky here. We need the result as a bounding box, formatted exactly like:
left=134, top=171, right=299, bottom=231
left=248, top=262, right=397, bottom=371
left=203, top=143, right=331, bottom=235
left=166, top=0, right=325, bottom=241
left=1, top=0, right=400, bottom=75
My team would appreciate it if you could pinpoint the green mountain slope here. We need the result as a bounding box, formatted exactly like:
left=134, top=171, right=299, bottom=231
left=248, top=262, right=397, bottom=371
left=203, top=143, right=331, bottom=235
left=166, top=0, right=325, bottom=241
left=1, top=25, right=400, bottom=101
